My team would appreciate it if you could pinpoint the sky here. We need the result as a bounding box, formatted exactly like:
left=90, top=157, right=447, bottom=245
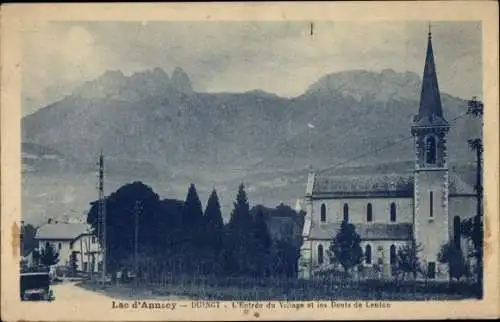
left=21, top=21, right=482, bottom=116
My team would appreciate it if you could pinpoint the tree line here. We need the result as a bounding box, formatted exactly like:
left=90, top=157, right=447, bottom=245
left=86, top=181, right=304, bottom=279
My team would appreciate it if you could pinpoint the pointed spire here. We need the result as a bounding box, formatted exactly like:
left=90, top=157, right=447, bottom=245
left=414, top=24, right=447, bottom=126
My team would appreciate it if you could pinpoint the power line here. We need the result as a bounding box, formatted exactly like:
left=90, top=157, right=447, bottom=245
left=315, top=112, right=469, bottom=173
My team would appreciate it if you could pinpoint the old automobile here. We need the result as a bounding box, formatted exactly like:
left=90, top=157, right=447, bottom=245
left=20, top=269, right=55, bottom=301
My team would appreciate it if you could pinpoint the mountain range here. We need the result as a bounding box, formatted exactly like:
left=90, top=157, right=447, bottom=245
left=21, top=67, right=481, bottom=224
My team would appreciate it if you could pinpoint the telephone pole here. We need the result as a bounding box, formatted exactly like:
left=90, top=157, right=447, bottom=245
left=134, top=201, right=141, bottom=286
left=98, top=151, right=107, bottom=280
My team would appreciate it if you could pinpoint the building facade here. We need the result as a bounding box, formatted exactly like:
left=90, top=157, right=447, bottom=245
left=35, top=222, right=102, bottom=273
left=299, top=32, right=477, bottom=280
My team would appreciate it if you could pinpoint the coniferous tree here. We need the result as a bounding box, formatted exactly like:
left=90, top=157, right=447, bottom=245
left=182, top=183, right=204, bottom=229
left=203, top=189, right=224, bottom=274
left=228, top=183, right=252, bottom=230
left=181, top=183, right=204, bottom=274
left=328, top=220, right=363, bottom=273
left=225, top=183, right=253, bottom=276
left=251, top=207, right=272, bottom=277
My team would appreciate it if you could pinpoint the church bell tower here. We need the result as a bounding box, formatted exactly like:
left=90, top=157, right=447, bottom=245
left=411, top=27, right=450, bottom=280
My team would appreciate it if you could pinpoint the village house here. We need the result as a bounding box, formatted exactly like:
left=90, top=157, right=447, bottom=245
left=34, top=220, right=102, bottom=273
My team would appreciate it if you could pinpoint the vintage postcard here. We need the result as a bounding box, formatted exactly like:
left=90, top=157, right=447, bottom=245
left=1, top=2, right=499, bottom=321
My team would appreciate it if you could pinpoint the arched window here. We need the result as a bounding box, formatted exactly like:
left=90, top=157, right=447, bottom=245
left=425, top=136, right=437, bottom=164
left=45, top=241, right=49, bottom=249
left=365, top=244, right=372, bottom=264
left=320, top=203, right=326, bottom=222
left=429, top=191, right=434, bottom=218
left=390, top=245, right=397, bottom=265
left=318, top=244, right=324, bottom=265
left=390, top=202, right=397, bottom=222
left=343, top=203, right=349, bottom=222
left=366, top=203, right=373, bottom=222
left=453, top=216, right=461, bottom=249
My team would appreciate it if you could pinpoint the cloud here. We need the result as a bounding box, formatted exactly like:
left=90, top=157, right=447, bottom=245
left=22, top=23, right=113, bottom=114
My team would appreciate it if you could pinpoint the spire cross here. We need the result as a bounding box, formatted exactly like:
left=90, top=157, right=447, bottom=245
left=428, top=22, right=432, bottom=38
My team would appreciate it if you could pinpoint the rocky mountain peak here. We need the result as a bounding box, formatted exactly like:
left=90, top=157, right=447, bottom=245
left=72, top=67, right=192, bottom=100
left=305, top=69, right=421, bottom=102
left=171, top=67, right=193, bottom=93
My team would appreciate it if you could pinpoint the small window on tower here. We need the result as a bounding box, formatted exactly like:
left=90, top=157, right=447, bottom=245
left=320, top=203, right=326, bottom=222
left=429, top=191, right=434, bottom=218
left=366, top=203, right=373, bottom=222
left=343, top=203, right=349, bottom=222
left=390, top=202, right=397, bottom=222
left=425, top=136, right=437, bottom=164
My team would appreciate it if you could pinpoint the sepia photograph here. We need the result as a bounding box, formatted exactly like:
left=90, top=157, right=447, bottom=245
left=1, top=2, right=499, bottom=321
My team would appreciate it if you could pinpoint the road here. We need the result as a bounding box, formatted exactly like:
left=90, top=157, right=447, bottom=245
left=51, top=281, right=190, bottom=301
left=51, top=282, right=113, bottom=301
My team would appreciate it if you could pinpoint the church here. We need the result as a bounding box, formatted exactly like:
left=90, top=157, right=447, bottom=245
left=299, top=30, right=478, bottom=280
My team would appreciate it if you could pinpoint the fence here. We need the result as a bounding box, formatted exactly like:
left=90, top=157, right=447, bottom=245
left=107, top=268, right=478, bottom=301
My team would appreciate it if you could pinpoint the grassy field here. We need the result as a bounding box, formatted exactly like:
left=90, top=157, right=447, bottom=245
left=77, top=277, right=478, bottom=301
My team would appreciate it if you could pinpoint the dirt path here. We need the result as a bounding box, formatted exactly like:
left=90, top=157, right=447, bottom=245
left=52, top=282, right=112, bottom=301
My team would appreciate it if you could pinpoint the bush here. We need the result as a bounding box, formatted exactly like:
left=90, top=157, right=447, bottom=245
left=55, top=265, right=67, bottom=278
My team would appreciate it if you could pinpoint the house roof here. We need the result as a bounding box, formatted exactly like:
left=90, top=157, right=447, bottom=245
left=309, top=222, right=413, bottom=241
left=448, top=173, right=476, bottom=195
left=35, top=223, right=90, bottom=240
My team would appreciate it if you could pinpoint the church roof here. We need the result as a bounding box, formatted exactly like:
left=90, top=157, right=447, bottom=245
left=312, top=173, right=414, bottom=198
left=413, top=30, right=448, bottom=127
left=309, top=222, right=413, bottom=241
left=309, top=168, right=475, bottom=198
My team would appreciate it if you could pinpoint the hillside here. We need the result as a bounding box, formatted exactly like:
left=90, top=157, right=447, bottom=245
left=21, top=68, right=481, bottom=224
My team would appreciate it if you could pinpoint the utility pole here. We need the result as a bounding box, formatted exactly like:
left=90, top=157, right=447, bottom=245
left=98, top=151, right=107, bottom=281
left=134, top=201, right=141, bottom=286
